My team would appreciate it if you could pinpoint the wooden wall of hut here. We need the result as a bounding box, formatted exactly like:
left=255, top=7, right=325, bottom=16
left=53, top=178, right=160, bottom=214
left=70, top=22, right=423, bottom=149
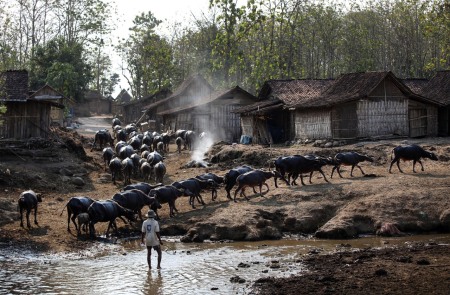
left=294, top=109, right=331, bottom=140
left=1, top=101, right=51, bottom=139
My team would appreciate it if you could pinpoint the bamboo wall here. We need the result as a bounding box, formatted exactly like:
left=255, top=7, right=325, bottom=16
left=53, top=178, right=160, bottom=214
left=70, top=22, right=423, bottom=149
left=357, top=97, right=408, bottom=137
left=294, top=109, right=331, bottom=139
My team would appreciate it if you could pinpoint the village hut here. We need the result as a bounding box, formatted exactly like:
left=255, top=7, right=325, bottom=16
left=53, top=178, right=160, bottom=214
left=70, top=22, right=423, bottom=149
left=157, top=86, right=257, bottom=142
left=73, top=90, right=112, bottom=116
left=234, top=71, right=442, bottom=144
left=142, top=74, right=214, bottom=133
left=28, top=84, right=72, bottom=127
left=233, top=79, right=333, bottom=144
left=287, top=71, right=441, bottom=139
left=0, top=70, right=65, bottom=139
left=417, top=71, right=450, bottom=136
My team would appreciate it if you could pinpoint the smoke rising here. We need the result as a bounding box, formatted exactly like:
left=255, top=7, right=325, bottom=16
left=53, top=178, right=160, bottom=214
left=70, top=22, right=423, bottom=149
left=191, top=131, right=215, bottom=164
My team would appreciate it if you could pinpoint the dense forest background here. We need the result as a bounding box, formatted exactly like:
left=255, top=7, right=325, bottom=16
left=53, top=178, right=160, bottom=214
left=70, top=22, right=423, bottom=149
left=0, top=0, right=448, bottom=101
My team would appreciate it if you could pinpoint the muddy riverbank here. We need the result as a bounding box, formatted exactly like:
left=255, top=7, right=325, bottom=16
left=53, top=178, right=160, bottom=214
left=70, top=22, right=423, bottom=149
left=0, top=117, right=449, bottom=293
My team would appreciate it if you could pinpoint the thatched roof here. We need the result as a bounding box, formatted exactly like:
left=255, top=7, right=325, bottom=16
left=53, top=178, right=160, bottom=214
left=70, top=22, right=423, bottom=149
left=258, top=79, right=334, bottom=104
left=144, top=74, right=213, bottom=110
left=289, top=71, right=440, bottom=108
left=234, top=79, right=333, bottom=115
left=419, top=71, right=450, bottom=105
left=401, top=78, right=429, bottom=94
left=157, top=86, right=256, bottom=116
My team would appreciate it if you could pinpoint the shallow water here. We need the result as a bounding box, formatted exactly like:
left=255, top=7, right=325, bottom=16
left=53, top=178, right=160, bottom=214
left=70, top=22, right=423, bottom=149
left=1, top=234, right=449, bottom=295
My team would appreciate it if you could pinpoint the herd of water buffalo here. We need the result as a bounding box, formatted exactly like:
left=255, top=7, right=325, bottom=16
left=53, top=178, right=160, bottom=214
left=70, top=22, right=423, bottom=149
left=17, top=117, right=439, bottom=239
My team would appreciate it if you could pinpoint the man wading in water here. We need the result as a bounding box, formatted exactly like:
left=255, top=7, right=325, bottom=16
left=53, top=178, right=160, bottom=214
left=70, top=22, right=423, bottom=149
left=141, top=210, right=163, bottom=269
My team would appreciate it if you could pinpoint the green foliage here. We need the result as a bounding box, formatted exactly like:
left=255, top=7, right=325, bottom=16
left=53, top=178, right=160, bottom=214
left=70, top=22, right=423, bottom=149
left=117, top=11, right=175, bottom=98
left=30, top=38, right=93, bottom=101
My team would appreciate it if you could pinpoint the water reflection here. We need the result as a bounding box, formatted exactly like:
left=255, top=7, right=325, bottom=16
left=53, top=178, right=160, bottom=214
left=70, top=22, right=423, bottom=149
left=0, top=234, right=449, bottom=294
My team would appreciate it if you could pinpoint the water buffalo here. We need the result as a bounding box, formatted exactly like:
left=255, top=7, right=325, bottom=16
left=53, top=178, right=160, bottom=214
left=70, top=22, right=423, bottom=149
left=77, top=213, right=90, bottom=234
left=121, top=157, right=134, bottom=185
left=102, top=147, right=114, bottom=170
left=122, top=182, right=163, bottom=195
left=109, top=157, right=122, bottom=185
left=184, top=130, right=196, bottom=151
left=18, top=190, right=42, bottom=228
left=276, top=155, right=330, bottom=186
left=119, top=145, right=134, bottom=160
left=152, top=162, right=166, bottom=184
left=140, top=162, right=152, bottom=182
left=149, top=186, right=185, bottom=219
left=274, top=155, right=324, bottom=186
left=195, top=173, right=224, bottom=201
left=147, top=151, right=164, bottom=166
left=112, top=189, right=160, bottom=221
left=303, top=154, right=334, bottom=184
left=175, top=137, right=184, bottom=154
left=223, top=166, right=255, bottom=200
left=128, top=135, right=142, bottom=151
left=88, top=200, right=136, bottom=238
left=61, top=196, right=95, bottom=234
left=161, top=132, right=172, bottom=152
left=331, top=152, right=373, bottom=178
left=171, top=178, right=216, bottom=208
left=389, top=144, right=438, bottom=173
left=91, top=129, right=114, bottom=151
left=112, top=117, right=122, bottom=128
left=234, top=170, right=282, bottom=202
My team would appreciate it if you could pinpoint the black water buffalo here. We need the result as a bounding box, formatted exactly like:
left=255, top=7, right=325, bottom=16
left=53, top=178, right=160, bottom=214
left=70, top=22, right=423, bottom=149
left=88, top=200, right=136, bottom=237
left=234, top=170, right=282, bottom=202
left=303, top=154, right=334, bottom=184
left=124, top=123, right=138, bottom=135
left=153, top=161, right=166, bottom=183
left=149, top=186, right=185, bottom=219
left=184, top=130, right=196, bottom=151
left=116, top=128, right=128, bottom=142
left=175, top=137, right=184, bottom=154
left=115, top=140, right=127, bottom=155
left=195, top=173, right=224, bottom=201
left=109, top=157, right=122, bottom=185
left=130, top=153, right=141, bottom=177
left=119, top=145, right=134, bottom=160
left=152, top=135, right=163, bottom=152
left=140, top=162, right=152, bottom=181
left=276, top=155, right=330, bottom=186
left=102, top=147, right=114, bottom=170
left=122, top=182, right=163, bottom=195
left=389, top=144, right=438, bottom=173
left=128, top=135, right=142, bottom=151
left=161, top=132, right=171, bottom=152
left=223, top=166, right=255, bottom=200
left=171, top=178, right=215, bottom=208
left=112, top=117, right=121, bottom=128
left=18, top=190, right=42, bottom=228
left=331, top=152, right=373, bottom=178
left=121, top=157, right=134, bottom=185
left=147, top=151, right=164, bottom=166
left=274, top=155, right=319, bottom=186
left=91, top=129, right=114, bottom=151
left=61, top=196, right=95, bottom=234
left=112, top=189, right=160, bottom=221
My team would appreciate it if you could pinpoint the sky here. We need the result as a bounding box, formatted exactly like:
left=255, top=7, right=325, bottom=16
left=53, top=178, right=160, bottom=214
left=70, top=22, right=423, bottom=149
left=109, top=0, right=215, bottom=97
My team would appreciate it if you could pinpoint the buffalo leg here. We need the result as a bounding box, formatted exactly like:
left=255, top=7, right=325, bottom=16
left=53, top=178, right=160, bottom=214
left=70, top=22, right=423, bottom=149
left=396, top=160, right=404, bottom=173
left=356, top=164, right=365, bottom=175
left=26, top=209, right=31, bottom=228
left=300, top=174, right=306, bottom=186
left=318, top=169, right=329, bottom=183
left=19, top=208, right=24, bottom=228
left=418, top=159, right=424, bottom=171
left=89, top=222, right=96, bottom=238
left=309, top=172, right=314, bottom=184
left=233, top=186, right=242, bottom=202
left=242, top=188, right=249, bottom=201
left=34, top=205, right=38, bottom=225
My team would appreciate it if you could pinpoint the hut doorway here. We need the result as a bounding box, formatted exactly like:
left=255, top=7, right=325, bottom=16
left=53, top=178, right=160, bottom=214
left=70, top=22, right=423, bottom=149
left=409, top=107, right=427, bottom=138
left=267, top=109, right=290, bottom=144
left=332, top=102, right=358, bottom=139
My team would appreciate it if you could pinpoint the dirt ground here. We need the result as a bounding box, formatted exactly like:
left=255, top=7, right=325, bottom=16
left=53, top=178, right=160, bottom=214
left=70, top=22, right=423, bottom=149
left=0, top=116, right=449, bottom=293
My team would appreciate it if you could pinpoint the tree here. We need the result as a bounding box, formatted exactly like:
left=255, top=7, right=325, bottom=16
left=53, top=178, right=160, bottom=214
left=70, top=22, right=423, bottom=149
left=30, top=37, right=92, bottom=101
left=117, top=12, right=174, bottom=99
